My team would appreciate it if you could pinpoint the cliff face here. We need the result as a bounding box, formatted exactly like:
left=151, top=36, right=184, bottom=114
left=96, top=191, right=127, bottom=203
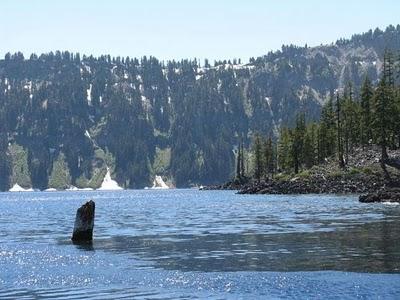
left=0, top=25, right=399, bottom=189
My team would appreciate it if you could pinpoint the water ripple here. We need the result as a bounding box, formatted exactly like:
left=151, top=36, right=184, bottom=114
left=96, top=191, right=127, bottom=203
left=0, top=190, right=400, bottom=298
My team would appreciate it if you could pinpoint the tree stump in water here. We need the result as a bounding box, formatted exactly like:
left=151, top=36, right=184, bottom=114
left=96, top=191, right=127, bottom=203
left=71, top=200, right=95, bottom=243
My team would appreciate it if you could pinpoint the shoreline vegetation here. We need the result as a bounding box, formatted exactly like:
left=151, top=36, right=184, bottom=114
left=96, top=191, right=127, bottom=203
left=1, top=26, right=399, bottom=193
left=204, top=146, right=400, bottom=198
left=205, top=49, right=400, bottom=203
left=1, top=26, right=400, bottom=191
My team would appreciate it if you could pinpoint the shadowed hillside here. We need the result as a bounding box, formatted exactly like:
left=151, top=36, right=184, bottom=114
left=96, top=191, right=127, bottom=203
left=0, top=25, right=399, bottom=189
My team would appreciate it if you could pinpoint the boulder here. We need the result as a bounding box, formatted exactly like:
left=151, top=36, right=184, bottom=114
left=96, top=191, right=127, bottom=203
left=71, top=200, right=95, bottom=242
left=359, top=189, right=400, bottom=203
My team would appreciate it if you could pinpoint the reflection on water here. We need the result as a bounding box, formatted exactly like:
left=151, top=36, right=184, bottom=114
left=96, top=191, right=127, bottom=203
left=88, top=218, right=400, bottom=273
left=0, top=286, right=165, bottom=300
left=1, top=190, right=400, bottom=298
left=72, top=241, right=94, bottom=251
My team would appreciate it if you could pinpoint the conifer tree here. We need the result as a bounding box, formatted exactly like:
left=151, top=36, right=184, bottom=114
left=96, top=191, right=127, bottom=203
left=0, top=138, right=11, bottom=191
left=372, top=50, right=396, bottom=160
left=360, top=76, right=373, bottom=146
left=303, top=123, right=317, bottom=168
left=277, top=127, right=292, bottom=172
left=9, top=143, right=31, bottom=188
left=240, top=140, right=245, bottom=178
left=263, top=136, right=274, bottom=178
left=373, top=79, right=390, bottom=160
left=0, top=103, right=10, bottom=191
left=236, top=144, right=241, bottom=179
left=236, top=141, right=242, bottom=180
left=318, top=94, right=336, bottom=160
left=341, top=83, right=359, bottom=160
left=336, top=93, right=345, bottom=168
left=253, top=133, right=263, bottom=181
left=292, top=113, right=306, bottom=174
left=48, top=152, right=71, bottom=189
left=383, top=49, right=397, bottom=148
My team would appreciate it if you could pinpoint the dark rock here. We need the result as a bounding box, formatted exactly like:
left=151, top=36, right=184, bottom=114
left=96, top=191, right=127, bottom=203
left=205, top=146, right=400, bottom=195
left=359, top=189, right=400, bottom=203
left=359, top=193, right=380, bottom=203
left=201, top=178, right=249, bottom=191
left=71, top=200, right=95, bottom=243
left=235, top=171, right=397, bottom=195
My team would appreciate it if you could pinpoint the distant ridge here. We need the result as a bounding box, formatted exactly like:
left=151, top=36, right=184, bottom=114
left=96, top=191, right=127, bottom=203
left=0, top=25, right=399, bottom=190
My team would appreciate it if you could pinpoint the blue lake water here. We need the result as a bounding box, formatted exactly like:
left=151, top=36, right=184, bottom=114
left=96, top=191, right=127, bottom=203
left=0, top=189, right=399, bottom=299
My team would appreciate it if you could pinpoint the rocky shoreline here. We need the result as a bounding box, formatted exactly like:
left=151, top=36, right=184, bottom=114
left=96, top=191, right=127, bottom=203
left=206, top=174, right=400, bottom=203
left=237, top=173, right=390, bottom=195
left=204, top=147, right=400, bottom=203
left=359, top=189, right=400, bottom=203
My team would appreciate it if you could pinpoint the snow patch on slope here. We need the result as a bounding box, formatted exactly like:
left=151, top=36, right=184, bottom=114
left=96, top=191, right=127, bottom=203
left=98, top=168, right=123, bottom=190
left=67, top=186, right=79, bottom=191
left=9, top=183, right=33, bottom=192
left=151, top=175, right=169, bottom=189
left=87, top=84, right=92, bottom=104
left=85, top=130, right=92, bottom=140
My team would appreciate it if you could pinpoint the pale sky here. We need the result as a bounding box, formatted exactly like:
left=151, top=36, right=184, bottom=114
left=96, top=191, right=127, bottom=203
left=0, top=0, right=399, bottom=62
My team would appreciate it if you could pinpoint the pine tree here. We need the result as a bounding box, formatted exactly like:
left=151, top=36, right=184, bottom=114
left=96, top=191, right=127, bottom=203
left=236, top=141, right=243, bottom=180
left=292, top=113, right=306, bottom=174
left=360, top=76, right=374, bottom=146
left=253, top=133, right=263, bottom=181
left=277, top=127, right=292, bottom=172
left=372, top=50, right=396, bottom=160
left=240, top=140, right=245, bottom=178
left=0, top=136, right=11, bottom=191
left=318, top=94, right=336, bottom=161
left=263, top=136, right=274, bottom=179
left=9, top=143, right=32, bottom=188
left=48, top=152, right=71, bottom=189
left=336, top=93, right=345, bottom=168
left=373, top=79, right=390, bottom=160
left=396, top=82, right=400, bottom=148
left=303, top=123, right=317, bottom=168
left=394, top=51, right=400, bottom=147
left=0, top=106, right=11, bottom=191
left=384, top=49, right=395, bottom=87
left=341, top=83, right=359, bottom=160
left=383, top=49, right=397, bottom=148
left=236, top=144, right=241, bottom=179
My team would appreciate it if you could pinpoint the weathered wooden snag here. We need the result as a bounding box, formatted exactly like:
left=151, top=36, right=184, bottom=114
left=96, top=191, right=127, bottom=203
left=71, top=200, right=95, bottom=243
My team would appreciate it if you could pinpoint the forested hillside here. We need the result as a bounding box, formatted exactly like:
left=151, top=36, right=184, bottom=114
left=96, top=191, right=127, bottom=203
left=0, top=25, right=399, bottom=190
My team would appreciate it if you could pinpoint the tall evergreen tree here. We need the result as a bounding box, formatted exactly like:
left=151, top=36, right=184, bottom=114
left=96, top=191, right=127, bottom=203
left=263, top=136, right=274, bottom=178
left=336, top=93, right=345, bottom=168
left=292, top=113, right=306, bottom=174
left=240, top=140, right=245, bottom=178
left=372, top=50, right=396, bottom=160
left=277, top=127, right=292, bottom=172
left=236, top=144, right=241, bottom=179
left=341, top=83, right=359, bottom=160
left=373, top=79, right=390, bottom=160
left=303, top=123, right=317, bottom=168
left=235, top=141, right=243, bottom=180
left=253, top=133, right=263, bottom=181
left=360, top=76, right=374, bottom=146
left=9, top=143, right=31, bottom=188
left=0, top=133, right=11, bottom=191
left=318, top=94, right=336, bottom=160
left=0, top=103, right=11, bottom=191
left=383, top=49, right=398, bottom=148
left=48, top=152, right=71, bottom=189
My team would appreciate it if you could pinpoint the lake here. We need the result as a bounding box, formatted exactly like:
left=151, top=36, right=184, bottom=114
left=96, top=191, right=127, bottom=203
left=0, top=189, right=399, bottom=299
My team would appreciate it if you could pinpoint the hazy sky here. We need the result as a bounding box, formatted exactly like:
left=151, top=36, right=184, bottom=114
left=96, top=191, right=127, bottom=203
left=1, top=0, right=399, bottom=62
